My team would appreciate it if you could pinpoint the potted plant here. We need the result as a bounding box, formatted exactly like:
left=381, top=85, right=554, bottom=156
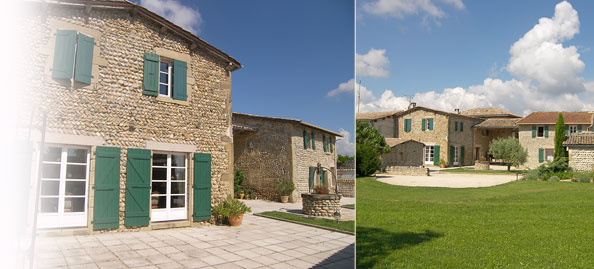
left=238, top=190, right=245, bottom=199
left=212, top=195, right=251, bottom=226
left=275, top=181, right=295, bottom=203
left=438, top=159, right=447, bottom=168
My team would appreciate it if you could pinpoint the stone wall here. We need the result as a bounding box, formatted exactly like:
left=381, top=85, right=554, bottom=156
left=568, top=146, right=594, bottom=172
left=518, top=125, right=555, bottom=168
left=474, top=161, right=490, bottom=170
left=381, top=141, right=424, bottom=168
left=366, top=116, right=397, bottom=138
left=448, top=114, right=481, bottom=166
left=232, top=115, right=293, bottom=201
left=25, top=5, right=234, bottom=231
left=397, top=110, right=449, bottom=166
left=301, top=194, right=341, bottom=217
left=337, top=179, right=354, bottom=198
left=385, top=166, right=428, bottom=176
left=291, top=124, right=338, bottom=202
left=473, top=128, right=516, bottom=162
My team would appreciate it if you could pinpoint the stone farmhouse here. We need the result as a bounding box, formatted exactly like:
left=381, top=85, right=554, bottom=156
left=517, top=112, right=593, bottom=168
left=232, top=113, right=341, bottom=202
left=564, top=132, right=594, bottom=172
left=24, top=0, right=241, bottom=232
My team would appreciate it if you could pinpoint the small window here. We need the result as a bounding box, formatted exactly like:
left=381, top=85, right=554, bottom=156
left=425, top=120, right=431, bottom=131
left=545, top=149, right=554, bottom=162
left=159, top=60, right=173, bottom=97
left=569, top=126, right=578, bottom=134
left=537, top=126, right=544, bottom=137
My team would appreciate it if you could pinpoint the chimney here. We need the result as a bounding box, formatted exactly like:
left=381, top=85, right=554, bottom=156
left=408, top=102, right=416, bottom=110
left=455, top=108, right=460, bottom=114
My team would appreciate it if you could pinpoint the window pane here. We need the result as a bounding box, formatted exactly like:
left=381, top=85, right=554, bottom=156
left=65, top=181, right=86, bottom=196
left=160, top=62, right=168, bottom=72
left=66, top=164, right=87, bottom=179
left=151, top=182, right=167, bottom=194
left=41, top=180, right=59, bottom=196
left=153, top=154, right=167, bottom=166
left=171, top=168, right=185, bottom=180
left=43, top=147, right=62, bottom=162
left=64, top=198, right=85, bottom=212
left=159, top=84, right=168, bottom=95
left=171, top=195, right=185, bottom=208
left=171, top=182, right=185, bottom=194
left=159, top=73, right=169, bottom=84
left=152, top=168, right=167, bottom=180
left=171, top=155, right=185, bottom=167
left=40, top=198, right=59, bottom=213
left=42, top=164, right=61, bottom=179
left=67, top=148, right=87, bottom=163
left=151, top=196, right=166, bottom=209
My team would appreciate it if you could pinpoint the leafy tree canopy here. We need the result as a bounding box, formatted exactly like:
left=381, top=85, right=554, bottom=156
left=356, top=120, right=391, bottom=155
left=489, top=137, right=528, bottom=171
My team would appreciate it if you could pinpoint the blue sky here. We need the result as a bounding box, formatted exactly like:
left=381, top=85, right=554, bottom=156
left=135, top=0, right=355, bottom=155
left=357, top=0, right=594, bottom=116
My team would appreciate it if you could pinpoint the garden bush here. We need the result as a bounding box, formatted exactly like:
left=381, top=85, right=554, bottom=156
left=522, top=157, right=572, bottom=181
left=356, top=143, right=381, bottom=177
left=573, top=172, right=593, bottom=183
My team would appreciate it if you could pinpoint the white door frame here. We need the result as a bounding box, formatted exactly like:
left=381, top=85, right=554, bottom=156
left=151, top=152, right=188, bottom=222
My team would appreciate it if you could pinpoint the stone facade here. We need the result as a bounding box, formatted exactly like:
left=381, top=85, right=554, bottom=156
left=473, top=128, right=516, bottom=161
left=518, top=125, right=556, bottom=168
left=24, top=2, right=239, bottom=232
left=301, top=194, right=341, bottom=217
left=366, top=116, right=398, bottom=138
left=337, top=179, right=354, bottom=198
left=567, top=146, right=594, bottom=172
left=381, top=140, right=424, bottom=168
left=233, top=113, right=339, bottom=203
left=385, top=166, right=429, bottom=176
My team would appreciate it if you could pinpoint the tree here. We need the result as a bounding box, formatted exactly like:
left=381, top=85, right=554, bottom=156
left=356, top=144, right=381, bottom=177
left=488, top=137, right=528, bottom=171
left=337, top=154, right=354, bottom=167
left=554, top=113, right=567, bottom=162
left=356, top=120, right=391, bottom=155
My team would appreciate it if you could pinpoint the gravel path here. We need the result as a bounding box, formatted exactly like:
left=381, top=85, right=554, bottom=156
left=375, top=172, right=519, bottom=188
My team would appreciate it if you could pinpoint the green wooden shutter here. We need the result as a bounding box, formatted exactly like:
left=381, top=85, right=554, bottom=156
left=461, top=146, right=465, bottom=166
left=311, top=132, right=316, bottom=150
left=434, top=146, right=440, bottom=166
left=172, top=60, right=187, bottom=101
left=93, top=146, right=120, bottom=230
left=320, top=169, right=325, bottom=185
left=52, top=30, right=76, bottom=80
left=330, top=137, right=334, bottom=153
left=74, top=33, right=94, bottom=84
left=460, top=122, right=464, bottom=132
left=544, top=126, right=549, bottom=138
left=422, top=119, right=426, bottom=131
left=309, top=167, right=315, bottom=190
left=455, top=122, right=458, bottom=131
left=449, top=146, right=455, bottom=166
left=405, top=119, right=411, bottom=132
left=303, top=130, right=308, bottom=149
left=125, top=148, right=151, bottom=227
left=538, top=148, right=544, bottom=163
left=486, top=129, right=489, bottom=136
left=532, top=126, right=536, bottom=138
left=142, top=53, right=159, bottom=96
left=565, top=125, right=568, bottom=136
left=193, top=153, right=212, bottom=221
left=323, top=135, right=327, bottom=152
left=428, top=118, right=433, bottom=130
left=578, top=125, right=582, bottom=133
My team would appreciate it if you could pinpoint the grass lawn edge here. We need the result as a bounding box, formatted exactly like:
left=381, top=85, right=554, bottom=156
left=254, top=212, right=354, bottom=235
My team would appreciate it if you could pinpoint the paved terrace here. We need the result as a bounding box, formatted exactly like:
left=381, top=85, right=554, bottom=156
left=34, top=200, right=354, bottom=269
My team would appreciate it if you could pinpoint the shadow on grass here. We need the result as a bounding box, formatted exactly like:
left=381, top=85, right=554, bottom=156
left=356, top=227, right=442, bottom=268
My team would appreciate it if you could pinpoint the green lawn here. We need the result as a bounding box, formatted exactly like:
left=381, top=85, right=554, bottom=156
left=356, top=177, right=594, bottom=268
left=259, top=211, right=354, bottom=233
left=440, top=168, right=523, bottom=174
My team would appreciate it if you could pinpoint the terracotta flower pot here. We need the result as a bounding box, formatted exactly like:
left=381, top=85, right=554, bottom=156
left=439, top=164, right=446, bottom=168
left=228, top=214, right=243, bottom=226
left=280, top=195, right=289, bottom=203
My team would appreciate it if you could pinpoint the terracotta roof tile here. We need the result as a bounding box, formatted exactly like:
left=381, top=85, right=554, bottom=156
left=356, top=110, right=402, bottom=120
left=517, top=112, right=593, bottom=125
left=564, top=132, right=594, bottom=146
left=473, top=118, right=520, bottom=129
left=460, top=107, right=521, bottom=118
left=232, top=112, right=343, bottom=137
left=385, top=138, right=424, bottom=148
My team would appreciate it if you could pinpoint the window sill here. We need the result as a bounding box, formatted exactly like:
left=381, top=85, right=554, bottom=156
left=156, top=96, right=189, bottom=106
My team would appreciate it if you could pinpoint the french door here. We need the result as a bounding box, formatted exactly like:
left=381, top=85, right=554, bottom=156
left=424, top=146, right=434, bottom=165
left=151, top=153, right=187, bottom=222
left=38, top=145, right=90, bottom=228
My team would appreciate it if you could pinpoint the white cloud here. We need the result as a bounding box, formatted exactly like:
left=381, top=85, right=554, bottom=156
left=362, top=0, right=464, bottom=19
left=140, top=0, right=203, bottom=34
left=359, top=1, right=594, bottom=116
left=336, top=128, right=355, bottom=156
left=356, top=49, right=390, bottom=78
left=327, top=79, right=354, bottom=97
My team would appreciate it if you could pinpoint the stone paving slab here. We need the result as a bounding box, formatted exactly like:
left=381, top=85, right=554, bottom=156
left=34, top=214, right=353, bottom=268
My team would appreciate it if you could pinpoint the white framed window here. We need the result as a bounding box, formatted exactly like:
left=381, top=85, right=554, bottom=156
left=453, top=146, right=460, bottom=165
left=569, top=126, right=578, bottom=135
left=159, top=59, right=173, bottom=97
left=38, top=145, right=90, bottom=228
left=151, top=153, right=187, bottom=222
left=537, top=126, right=544, bottom=137
left=424, top=146, right=434, bottom=164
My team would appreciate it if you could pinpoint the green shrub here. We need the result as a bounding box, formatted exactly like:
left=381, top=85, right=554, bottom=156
left=356, top=143, right=381, bottom=177
left=212, top=195, right=251, bottom=218
left=574, top=172, right=593, bottom=183
left=234, top=169, right=245, bottom=194
left=522, top=169, right=539, bottom=181
left=274, top=181, right=295, bottom=196
left=523, top=158, right=572, bottom=181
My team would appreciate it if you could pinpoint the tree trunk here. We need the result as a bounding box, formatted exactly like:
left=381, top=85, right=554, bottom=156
left=507, top=165, right=511, bottom=171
